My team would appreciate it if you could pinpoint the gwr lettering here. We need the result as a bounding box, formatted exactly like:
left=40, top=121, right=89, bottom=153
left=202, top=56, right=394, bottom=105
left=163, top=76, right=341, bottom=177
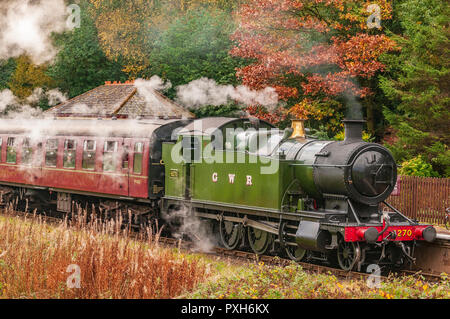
left=210, top=172, right=254, bottom=185
left=225, top=303, right=269, bottom=314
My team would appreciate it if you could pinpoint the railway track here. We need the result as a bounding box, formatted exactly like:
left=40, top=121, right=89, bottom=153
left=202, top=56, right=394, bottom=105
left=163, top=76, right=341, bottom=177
left=0, top=206, right=446, bottom=284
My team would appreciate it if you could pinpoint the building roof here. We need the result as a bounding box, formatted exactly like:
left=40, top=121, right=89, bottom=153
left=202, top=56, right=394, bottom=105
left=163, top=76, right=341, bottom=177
left=45, top=81, right=194, bottom=119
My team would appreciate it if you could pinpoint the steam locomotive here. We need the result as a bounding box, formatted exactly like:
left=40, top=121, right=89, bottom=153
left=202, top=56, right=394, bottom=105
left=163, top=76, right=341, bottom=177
left=0, top=116, right=436, bottom=271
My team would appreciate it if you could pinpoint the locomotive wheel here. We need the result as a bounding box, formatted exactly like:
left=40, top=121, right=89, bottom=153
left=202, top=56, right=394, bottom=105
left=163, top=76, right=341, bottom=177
left=285, top=244, right=306, bottom=262
left=279, top=222, right=306, bottom=262
left=337, top=238, right=361, bottom=271
left=247, top=227, right=272, bottom=255
left=219, top=219, right=242, bottom=250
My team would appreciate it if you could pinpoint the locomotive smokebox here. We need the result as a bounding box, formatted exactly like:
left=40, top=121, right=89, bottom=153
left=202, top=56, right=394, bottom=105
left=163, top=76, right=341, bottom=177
left=343, top=119, right=365, bottom=143
left=293, top=118, right=397, bottom=206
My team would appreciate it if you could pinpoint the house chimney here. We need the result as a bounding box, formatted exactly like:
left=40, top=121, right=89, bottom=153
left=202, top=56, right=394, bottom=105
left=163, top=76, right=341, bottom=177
left=343, top=119, right=365, bottom=143
left=290, top=119, right=306, bottom=139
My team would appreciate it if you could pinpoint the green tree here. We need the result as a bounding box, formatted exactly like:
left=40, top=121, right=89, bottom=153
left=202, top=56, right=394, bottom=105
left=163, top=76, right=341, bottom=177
left=0, top=58, right=16, bottom=90
left=48, top=1, right=126, bottom=99
left=379, top=0, right=449, bottom=176
left=146, top=8, right=246, bottom=101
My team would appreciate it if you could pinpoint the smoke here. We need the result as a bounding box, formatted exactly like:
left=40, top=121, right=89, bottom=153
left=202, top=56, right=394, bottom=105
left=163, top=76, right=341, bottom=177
left=0, top=88, right=67, bottom=118
left=134, top=76, right=279, bottom=112
left=161, top=206, right=217, bottom=253
left=0, top=89, right=16, bottom=113
left=134, top=76, right=172, bottom=92
left=0, top=0, right=69, bottom=64
left=46, top=88, right=68, bottom=106
left=343, top=88, right=363, bottom=120
left=133, top=76, right=173, bottom=113
left=175, top=77, right=279, bottom=110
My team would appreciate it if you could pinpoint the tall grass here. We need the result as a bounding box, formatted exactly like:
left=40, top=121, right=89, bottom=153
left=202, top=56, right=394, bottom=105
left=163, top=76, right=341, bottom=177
left=0, top=205, right=208, bottom=299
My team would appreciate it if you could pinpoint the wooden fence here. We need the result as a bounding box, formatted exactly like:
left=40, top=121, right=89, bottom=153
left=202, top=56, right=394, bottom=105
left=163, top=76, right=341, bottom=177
left=385, top=176, right=450, bottom=225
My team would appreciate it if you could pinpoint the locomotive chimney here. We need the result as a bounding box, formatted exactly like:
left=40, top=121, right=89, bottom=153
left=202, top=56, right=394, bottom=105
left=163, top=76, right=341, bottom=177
left=343, top=119, right=365, bottom=143
left=290, top=119, right=306, bottom=139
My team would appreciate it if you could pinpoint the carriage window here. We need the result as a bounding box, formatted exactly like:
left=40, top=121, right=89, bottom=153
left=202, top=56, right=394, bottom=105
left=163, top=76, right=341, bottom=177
left=45, top=139, right=58, bottom=167
left=133, top=142, right=143, bottom=174
left=0, top=137, right=2, bottom=162
left=103, top=141, right=118, bottom=172
left=63, top=139, right=76, bottom=168
left=22, top=138, right=33, bottom=165
left=6, top=137, right=17, bottom=163
left=122, top=145, right=129, bottom=169
left=82, top=140, right=96, bottom=170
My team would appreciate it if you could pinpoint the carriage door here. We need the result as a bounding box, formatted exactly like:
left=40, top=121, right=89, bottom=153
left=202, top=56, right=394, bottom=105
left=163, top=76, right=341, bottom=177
left=120, top=139, right=132, bottom=197
left=127, top=139, right=149, bottom=198
left=98, top=138, right=128, bottom=197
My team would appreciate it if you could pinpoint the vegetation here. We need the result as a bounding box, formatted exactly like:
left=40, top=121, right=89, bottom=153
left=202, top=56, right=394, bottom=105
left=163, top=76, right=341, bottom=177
left=0, top=209, right=448, bottom=299
left=188, top=261, right=449, bottom=299
left=0, top=210, right=207, bottom=298
left=379, top=0, right=450, bottom=177
left=147, top=7, right=245, bottom=100
left=48, top=1, right=127, bottom=99
left=399, top=155, right=439, bottom=177
left=0, top=0, right=447, bottom=176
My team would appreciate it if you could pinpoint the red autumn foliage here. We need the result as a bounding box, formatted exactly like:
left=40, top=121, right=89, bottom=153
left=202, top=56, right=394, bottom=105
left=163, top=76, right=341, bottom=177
left=231, top=0, right=398, bottom=123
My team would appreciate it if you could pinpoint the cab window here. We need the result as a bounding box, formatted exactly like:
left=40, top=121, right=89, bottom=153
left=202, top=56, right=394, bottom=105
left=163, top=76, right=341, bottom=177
left=6, top=137, right=17, bottom=163
left=103, top=141, right=118, bottom=172
left=182, top=136, right=200, bottom=163
left=82, top=140, right=96, bottom=170
left=45, top=139, right=58, bottom=167
left=63, top=139, right=76, bottom=168
left=133, top=142, right=143, bottom=174
left=22, top=138, right=33, bottom=165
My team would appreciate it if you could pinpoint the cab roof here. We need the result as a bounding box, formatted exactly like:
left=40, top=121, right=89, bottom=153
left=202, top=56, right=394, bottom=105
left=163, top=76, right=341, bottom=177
left=177, top=117, right=274, bottom=136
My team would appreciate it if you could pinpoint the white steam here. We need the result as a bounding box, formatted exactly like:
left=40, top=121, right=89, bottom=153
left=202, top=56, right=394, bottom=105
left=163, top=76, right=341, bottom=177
left=46, top=88, right=68, bottom=106
left=133, top=76, right=173, bottom=113
left=0, top=87, right=67, bottom=118
left=0, top=89, right=16, bottom=113
left=134, top=76, right=172, bottom=92
left=161, top=206, right=217, bottom=253
left=0, top=0, right=69, bottom=64
left=175, top=77, right=279, bottom=109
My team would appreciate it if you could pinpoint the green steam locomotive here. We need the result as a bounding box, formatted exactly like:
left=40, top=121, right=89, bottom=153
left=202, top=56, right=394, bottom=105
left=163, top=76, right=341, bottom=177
left=161, top=117, right=436, bottom=271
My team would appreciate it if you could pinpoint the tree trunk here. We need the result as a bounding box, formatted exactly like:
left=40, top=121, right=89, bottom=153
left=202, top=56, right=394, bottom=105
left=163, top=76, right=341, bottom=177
left=365, top=98, right=375, bottom=134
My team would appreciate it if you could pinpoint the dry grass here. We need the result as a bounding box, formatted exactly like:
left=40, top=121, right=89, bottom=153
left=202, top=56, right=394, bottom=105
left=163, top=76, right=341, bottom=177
left=0, top=206, right=208, bottom=299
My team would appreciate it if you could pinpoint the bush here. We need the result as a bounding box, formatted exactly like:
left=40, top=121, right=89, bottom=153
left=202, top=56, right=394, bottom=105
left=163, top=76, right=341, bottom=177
left=399, top=155, right=439, bottom=177
left=333, top=131, right=374, bottom=142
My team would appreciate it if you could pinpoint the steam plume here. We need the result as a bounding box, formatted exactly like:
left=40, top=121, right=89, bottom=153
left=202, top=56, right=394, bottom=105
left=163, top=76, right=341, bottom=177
left=0, top=0, right=69, bottom=64
left=175, top=77, right=279, bottom=109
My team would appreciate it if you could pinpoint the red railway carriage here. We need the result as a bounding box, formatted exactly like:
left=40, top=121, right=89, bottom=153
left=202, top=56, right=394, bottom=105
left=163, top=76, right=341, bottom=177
left=0, top=118, right=190, bottom=212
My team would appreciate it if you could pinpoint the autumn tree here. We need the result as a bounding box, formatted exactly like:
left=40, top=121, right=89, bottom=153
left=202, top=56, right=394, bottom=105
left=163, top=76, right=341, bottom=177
left=8, top=55, right=53, bottom=99
left=87, top=0, right=157, bottom=78
left=231, top=0, right=398, bottom=132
